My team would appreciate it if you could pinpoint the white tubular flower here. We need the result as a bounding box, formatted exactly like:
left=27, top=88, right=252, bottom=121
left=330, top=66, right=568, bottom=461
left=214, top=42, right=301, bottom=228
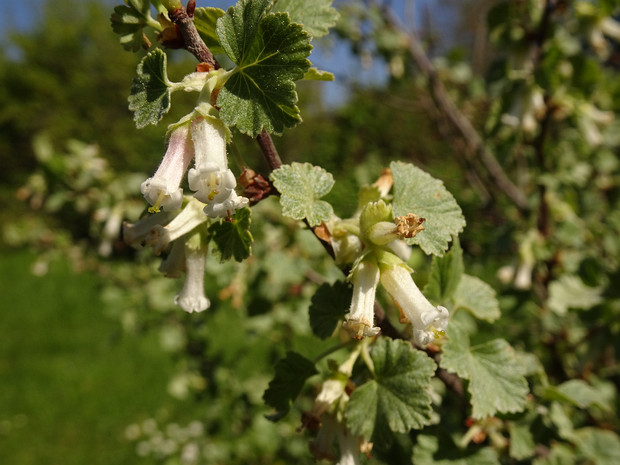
left=203, top=190, right=249, bottom=219
left=141, top=125, right=193, bottom=213
left=187, top=117, right=248, bottom=218
left=174, top=246, right=210, bottom=313
left=380, top=264, right=449, bottom=346
left=342, top=261, right=381, bottom=339
left=336, top=427, right=362, bottom=465
left=146, top=198, right=208, bottom=254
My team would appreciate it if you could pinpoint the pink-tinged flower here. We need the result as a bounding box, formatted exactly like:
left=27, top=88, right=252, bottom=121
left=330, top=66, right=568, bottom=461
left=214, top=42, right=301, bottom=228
left=187, top=117, right=248, bottom=218
left=342, top=261, right=381, bottom=339
left=380, top=264, right=449, bottom=346
left=174, top=246, right=209, bottom=313
left=141, top=125, right=193, bottom=213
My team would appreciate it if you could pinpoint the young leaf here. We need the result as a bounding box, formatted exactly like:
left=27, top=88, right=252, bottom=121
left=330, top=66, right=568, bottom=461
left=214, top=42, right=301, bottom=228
left=345, top=339, right=436, bottom=439
left=271, top=0, right=340, bottom=37
left=216, top=0, right=312, bottom=135
left=193, top=7, right=226, bottom=55
left=270, top=163, right=335, bottom=226
left=209, top=207, right=253, bottom=262
left=412, top=434, right=500, bottom=465
left=309, top=281, right=352, bottom=339
left=440, top=321, right=529, bottom=419
left=424, top=239, right=464, bottom=305
left=128, top=49, right=172, bottom=128
left=452, top=275, right=501, bottom=322
left=263, top=351, right=317, bottom=420
left=391, top=161, right=466, bottom=256
left=110, top=0, right=153, bottom=52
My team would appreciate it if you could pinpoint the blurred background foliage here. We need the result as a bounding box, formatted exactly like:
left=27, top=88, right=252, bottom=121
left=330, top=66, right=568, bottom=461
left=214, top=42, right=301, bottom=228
left=1, top=0, right=619, bottom=464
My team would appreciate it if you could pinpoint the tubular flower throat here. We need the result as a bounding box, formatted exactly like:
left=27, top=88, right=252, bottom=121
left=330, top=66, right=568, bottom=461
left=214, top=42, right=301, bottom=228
left=343, top=260, right=381, bottom=339
left=187, top=117, right=248, bottom=218
left=380, top=264, right=449, bottom=346
left=141, top=124, right=193, bottom=213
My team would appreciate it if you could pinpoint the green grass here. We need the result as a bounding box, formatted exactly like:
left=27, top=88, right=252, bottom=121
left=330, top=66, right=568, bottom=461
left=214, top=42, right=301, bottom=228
left=0, top=249, right=183, bottom=464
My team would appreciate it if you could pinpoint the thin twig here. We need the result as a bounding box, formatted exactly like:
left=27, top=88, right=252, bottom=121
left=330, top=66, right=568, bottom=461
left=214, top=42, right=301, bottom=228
left=379, top=4, right=529, bottom=212
left=168, top=7, right=218, bottom=68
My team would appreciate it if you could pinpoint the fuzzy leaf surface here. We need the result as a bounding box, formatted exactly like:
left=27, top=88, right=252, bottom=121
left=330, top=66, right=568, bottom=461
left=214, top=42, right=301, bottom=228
left=440, top=322, right=529, bottom=419
left=193, top=7, right=226, bottom=55
left=209, top=207, right=253, bottom=262
left=272, top=0, right=339, bottom=37
left=424, top=239, right=463, bottom=305
left=453, top=275, right=501, bottom=322
left=391, top=161, right=466, bottom=256
left=345, top=339, right=436, bottom=439
left=309, top=281, right=352, bottom=339
left=263, top=351, right=317, bottom=420
left=270, top=163, right=334, bottom=226
left=128, top=49, right=172, bottom=128
left=216, top=0, right=312, bottom=135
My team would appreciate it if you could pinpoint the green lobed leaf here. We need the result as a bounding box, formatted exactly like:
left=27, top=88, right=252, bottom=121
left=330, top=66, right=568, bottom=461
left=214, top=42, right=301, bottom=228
left=110, top=0, right=152, bottom=52
left=303, top=67, right=335, bottom=81
left=271, top=0, right=340, bottom=37
left=574, top=428, right=620, bottom=465
left=193, top=7, right=226, bottom=55
left=543, top=379, right=612, bottom=412
left=216, top=0, right=312, bottom=135
left=424, top=239, right=463, bottom=305
left=263, top=351, right=317, bottom=420
left=508, top=421, right=536, bottom=461
left=440, top=321, right=529, bottom=419
left=309, top=281, right=352, bottom=339
left=128, top=48, right=172, bottom=128
left=209, top=207, right=253, bottom=262
left=412, top=434, right=500, bottom=465
left=391, top=161, right=466, bottom=256
left=270, top=163, right=335, bottom=226
left=345, top=339, right=436, bottom=439
left=452, top=274, right=501, bottom=322
left=548, top=275, right=603, bottom=315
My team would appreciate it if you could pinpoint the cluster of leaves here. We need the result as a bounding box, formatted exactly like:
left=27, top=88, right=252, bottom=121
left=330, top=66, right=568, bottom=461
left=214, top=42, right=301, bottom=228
left=5, top=0, right=620, bottom=463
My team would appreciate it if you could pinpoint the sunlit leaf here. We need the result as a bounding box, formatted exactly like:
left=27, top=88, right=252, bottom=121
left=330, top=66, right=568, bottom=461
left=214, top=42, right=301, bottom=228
left=391, top=161, right=466, bottom=256
left=271, top=0, right=339, bottom=37
left=345, top=339, right=436, bottom=439
left=440, top=322, right=529, bottom=419
left=216, top=0, right=312, bottom=135
left=270, top=163, right=335, bottom=226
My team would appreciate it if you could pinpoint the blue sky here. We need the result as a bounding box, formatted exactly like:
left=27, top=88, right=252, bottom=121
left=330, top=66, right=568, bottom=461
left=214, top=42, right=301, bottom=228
left=0, top=0, right=457, bottom=106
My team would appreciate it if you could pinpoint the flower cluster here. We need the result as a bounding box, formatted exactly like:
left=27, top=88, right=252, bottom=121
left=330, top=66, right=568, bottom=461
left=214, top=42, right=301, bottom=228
left=123, top=198, right=211, bottom=313
left=331, top=175, right=450, bottom=346
left=141, top=114, right=248, bottom=219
